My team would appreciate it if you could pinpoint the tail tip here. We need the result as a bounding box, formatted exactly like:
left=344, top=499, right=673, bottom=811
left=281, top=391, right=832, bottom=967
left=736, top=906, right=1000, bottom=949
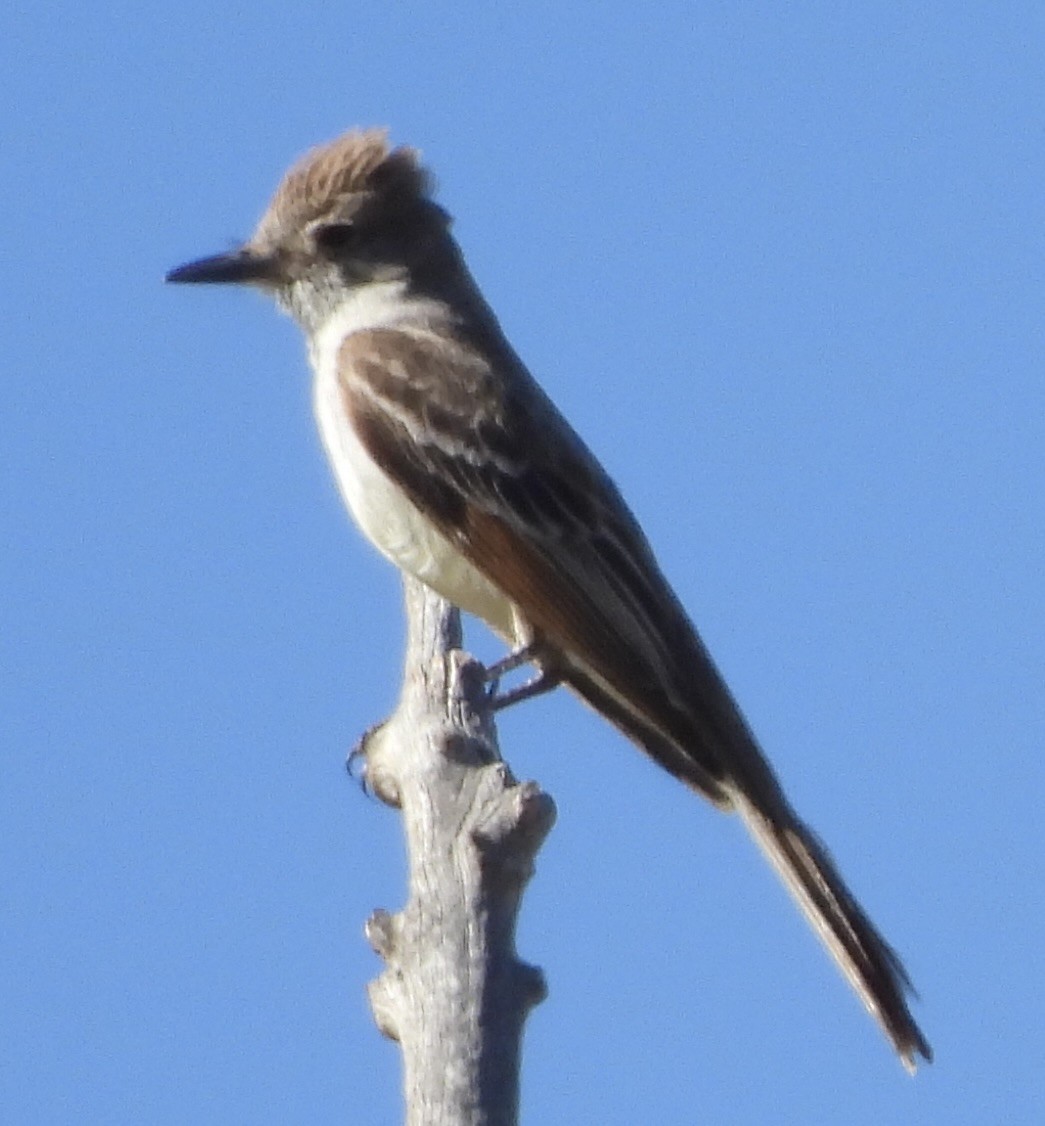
left=899, top=1029, right=933, bottom=1074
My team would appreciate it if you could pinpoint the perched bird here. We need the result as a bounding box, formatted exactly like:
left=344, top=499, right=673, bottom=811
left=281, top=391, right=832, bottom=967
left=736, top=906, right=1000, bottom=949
left=167, top=128, right=931, bottom=1069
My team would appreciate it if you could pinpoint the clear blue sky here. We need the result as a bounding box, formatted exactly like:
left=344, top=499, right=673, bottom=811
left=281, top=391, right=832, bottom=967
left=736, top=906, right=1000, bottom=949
left=3, top=3, right=1042, bottom=1123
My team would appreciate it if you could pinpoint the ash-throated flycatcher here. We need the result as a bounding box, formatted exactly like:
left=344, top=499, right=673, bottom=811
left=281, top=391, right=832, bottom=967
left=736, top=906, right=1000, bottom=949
left=167, top=129, right=930, bottom=1069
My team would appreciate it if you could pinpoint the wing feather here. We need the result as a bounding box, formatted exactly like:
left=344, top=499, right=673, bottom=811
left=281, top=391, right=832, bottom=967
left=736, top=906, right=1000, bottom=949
left=340, top=325, right=744, bottom=799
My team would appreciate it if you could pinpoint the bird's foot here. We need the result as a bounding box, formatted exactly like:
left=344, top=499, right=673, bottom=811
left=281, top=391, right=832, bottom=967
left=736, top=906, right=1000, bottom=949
left=484, top=642, right=561, bottom=710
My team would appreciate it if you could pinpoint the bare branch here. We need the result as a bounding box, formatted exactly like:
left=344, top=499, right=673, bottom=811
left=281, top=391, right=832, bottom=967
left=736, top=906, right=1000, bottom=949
left=362, top=576, right=555, bottom=1125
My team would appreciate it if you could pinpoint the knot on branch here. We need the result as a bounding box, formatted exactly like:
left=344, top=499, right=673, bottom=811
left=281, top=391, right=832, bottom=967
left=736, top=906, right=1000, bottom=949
left=364, top=908, right=398, bottom=959
left=472, top=780, right=557, bottom=884
left=511, top=961, right=550, bottom=1010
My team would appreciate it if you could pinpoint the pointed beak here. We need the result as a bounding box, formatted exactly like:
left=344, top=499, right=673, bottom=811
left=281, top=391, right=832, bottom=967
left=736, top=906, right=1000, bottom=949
left=165, top=247, right=279, bottom=286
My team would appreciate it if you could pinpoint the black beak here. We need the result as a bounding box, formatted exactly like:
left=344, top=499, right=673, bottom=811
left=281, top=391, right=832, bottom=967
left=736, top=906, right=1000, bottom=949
left=165, top=248, right=278, bottom=286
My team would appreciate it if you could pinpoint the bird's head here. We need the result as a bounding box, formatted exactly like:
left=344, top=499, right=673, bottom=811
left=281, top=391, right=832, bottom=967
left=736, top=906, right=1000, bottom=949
left=166, top=129, right=450, bottom=333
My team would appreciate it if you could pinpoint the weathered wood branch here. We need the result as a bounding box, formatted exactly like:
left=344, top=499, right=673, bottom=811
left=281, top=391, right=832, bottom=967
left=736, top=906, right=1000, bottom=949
left=362, top=576, right=555, bottom=1126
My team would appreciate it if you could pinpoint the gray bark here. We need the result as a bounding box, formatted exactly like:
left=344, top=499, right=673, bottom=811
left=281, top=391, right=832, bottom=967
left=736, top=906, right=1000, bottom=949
left=362, top=576, right=555, bottom=1125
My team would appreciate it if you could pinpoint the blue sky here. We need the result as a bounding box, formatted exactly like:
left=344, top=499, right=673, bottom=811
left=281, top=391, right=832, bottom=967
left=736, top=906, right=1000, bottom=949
left=3, top=2, right=1043, bottom=1122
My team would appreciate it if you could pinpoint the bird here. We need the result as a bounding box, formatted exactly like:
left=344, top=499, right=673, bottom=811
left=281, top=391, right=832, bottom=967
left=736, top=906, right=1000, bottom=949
left=166, top=128, right=931, bottom=1070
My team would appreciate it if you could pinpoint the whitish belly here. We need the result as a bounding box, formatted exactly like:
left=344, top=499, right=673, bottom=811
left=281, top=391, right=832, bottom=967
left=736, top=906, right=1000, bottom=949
left=313, top=363, right=515, bottom=638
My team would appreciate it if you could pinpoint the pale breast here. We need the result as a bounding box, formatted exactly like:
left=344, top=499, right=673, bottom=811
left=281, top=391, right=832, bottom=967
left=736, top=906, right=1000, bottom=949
left=309, top=293, right=517, bottom=639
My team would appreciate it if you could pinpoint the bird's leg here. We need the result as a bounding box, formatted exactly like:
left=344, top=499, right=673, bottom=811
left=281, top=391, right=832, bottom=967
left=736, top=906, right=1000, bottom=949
left=490, top=673, right=561, bottom=711
left=487, top=658, right=562, bottom=711
left=483, top=618, right=562, bottom=710
left=484, top=641, right=543, bottom=685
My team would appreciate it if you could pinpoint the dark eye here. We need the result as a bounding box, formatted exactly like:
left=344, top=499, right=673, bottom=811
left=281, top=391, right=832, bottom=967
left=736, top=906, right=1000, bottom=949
left=313, top=222, right=357, bottom=255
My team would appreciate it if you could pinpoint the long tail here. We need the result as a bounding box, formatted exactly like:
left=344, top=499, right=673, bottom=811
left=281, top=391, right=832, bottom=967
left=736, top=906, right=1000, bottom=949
left=729, top=786, right=932, bottom=1071
left=559, top=663, right=931, bottom=1069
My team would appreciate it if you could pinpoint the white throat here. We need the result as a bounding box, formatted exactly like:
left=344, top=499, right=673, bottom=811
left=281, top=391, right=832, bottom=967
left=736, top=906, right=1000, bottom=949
left=307, top=278, right=422, bottom=365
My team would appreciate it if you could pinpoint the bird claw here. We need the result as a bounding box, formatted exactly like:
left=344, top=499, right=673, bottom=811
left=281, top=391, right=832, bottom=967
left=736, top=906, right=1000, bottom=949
left=482, top=642, right=561, bottom=711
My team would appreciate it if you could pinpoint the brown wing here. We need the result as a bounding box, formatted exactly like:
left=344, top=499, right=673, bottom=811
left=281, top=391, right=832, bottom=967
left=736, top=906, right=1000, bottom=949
left=338, top=324, right=768, bottom=803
